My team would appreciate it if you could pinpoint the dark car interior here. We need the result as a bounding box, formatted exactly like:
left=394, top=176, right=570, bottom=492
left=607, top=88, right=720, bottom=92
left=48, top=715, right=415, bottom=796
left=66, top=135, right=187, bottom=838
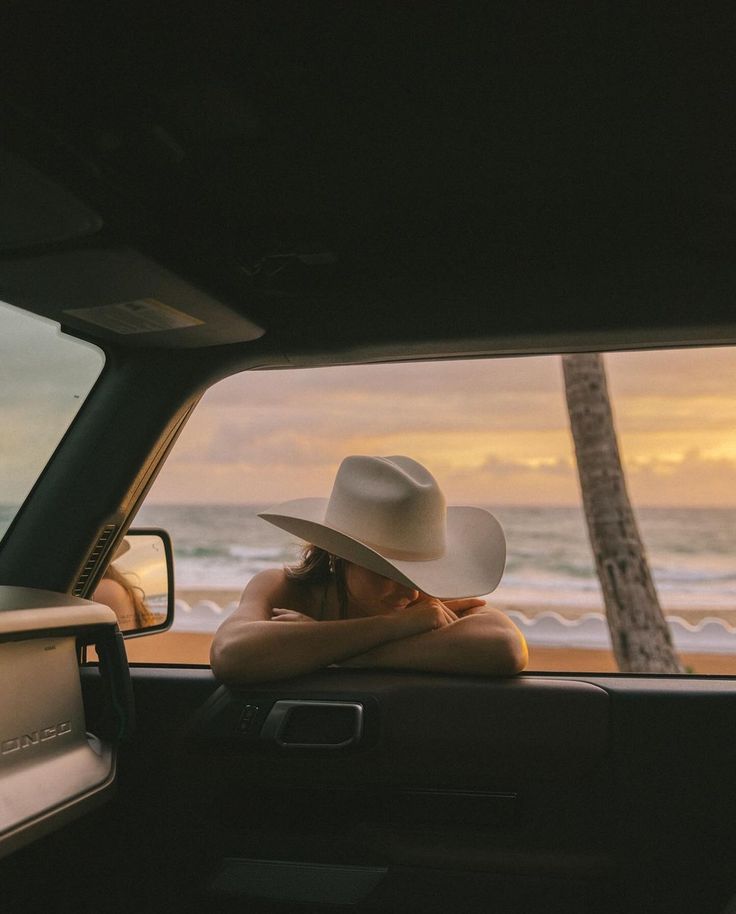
left=2, top=3, right=736, bottom=912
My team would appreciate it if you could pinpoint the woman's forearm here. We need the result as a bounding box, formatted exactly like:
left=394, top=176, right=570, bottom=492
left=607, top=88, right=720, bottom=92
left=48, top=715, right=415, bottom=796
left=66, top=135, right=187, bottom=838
left=211, top=613, right=420, bottom=684
left=340, top=613, right=528, bottom=676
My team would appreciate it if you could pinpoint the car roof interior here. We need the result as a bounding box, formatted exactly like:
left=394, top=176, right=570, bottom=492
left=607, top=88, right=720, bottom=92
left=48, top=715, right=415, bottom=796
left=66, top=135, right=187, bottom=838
left=3, top=1, right=736, bottom=372
left=2, top=2, right=736, bottom=592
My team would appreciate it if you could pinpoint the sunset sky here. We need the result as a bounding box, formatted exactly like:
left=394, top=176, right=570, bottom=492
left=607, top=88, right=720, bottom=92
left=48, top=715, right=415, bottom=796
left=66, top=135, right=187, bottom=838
left=147, top=346, right=736, bottom=508
left=4, top=298, right=736, bottom=509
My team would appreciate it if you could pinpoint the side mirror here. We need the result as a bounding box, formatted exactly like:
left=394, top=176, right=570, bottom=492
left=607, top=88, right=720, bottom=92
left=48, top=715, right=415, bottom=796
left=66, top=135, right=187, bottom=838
left=93, top=528, right=175, bottom=637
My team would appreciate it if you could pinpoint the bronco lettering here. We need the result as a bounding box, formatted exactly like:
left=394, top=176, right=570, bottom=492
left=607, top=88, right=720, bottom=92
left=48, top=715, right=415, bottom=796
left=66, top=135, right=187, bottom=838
left=1, top=721, right=72, bottom=756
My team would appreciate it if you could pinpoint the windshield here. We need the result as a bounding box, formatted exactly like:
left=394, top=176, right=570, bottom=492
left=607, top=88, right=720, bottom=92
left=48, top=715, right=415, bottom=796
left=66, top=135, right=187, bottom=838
left=0, top=300, right=104, bottom=543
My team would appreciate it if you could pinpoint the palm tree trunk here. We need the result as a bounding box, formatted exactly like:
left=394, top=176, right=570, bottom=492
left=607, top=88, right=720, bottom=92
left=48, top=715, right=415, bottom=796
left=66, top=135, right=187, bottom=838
left=562, top=353, right=683, bottom=673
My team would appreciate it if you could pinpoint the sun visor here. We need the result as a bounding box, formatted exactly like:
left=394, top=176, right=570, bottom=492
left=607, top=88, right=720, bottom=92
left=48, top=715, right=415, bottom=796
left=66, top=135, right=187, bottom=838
left=0, top=247, right=264, bottom=348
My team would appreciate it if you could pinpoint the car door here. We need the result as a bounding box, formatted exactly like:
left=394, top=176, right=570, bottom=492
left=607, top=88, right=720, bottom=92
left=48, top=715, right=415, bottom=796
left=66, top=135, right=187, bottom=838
left=4, top=660, right=736, bottom=914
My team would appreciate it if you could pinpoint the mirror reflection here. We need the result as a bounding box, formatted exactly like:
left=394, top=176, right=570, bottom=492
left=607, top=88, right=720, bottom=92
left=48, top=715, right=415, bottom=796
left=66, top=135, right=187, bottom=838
left=94, top=535, right=169, bottom=632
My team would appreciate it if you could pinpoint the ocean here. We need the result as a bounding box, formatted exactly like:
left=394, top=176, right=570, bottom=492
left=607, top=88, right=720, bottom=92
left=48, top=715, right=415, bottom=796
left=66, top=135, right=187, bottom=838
left=2, top=503, right=734, bottom=612
left=4, top=503, right=735, bottom=649
left=126, top=503, right=736, bottom=613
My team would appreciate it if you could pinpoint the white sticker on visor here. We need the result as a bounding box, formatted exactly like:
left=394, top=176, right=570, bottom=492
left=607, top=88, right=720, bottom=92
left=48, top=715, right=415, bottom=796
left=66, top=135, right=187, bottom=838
left=64, top=298, right=204, bottom=334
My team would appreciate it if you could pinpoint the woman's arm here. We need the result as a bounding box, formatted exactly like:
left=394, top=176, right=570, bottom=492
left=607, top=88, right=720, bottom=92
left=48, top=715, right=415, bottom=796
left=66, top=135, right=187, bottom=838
left=340, top=599, right=528, bottom=676
left=210, top=570, right=453, bottom=684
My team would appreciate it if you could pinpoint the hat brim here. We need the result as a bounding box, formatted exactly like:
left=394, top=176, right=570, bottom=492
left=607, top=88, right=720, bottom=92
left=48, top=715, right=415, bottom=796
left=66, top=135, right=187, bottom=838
left=111, top=538, right=131, bottom=562
left=259, top=497, right=505, bottom=599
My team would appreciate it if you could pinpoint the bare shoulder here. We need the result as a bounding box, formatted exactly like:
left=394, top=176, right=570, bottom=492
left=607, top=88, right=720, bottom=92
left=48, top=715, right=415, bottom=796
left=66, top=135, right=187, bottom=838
left=225, top=568, right=318, bottom=624
left=242, top=568, right=290, bottom=601
left=93, top=578, right=135, bottom=627
left=94, top=578, right=127, bottom=603
left=94, top=578, right=132, bottom=614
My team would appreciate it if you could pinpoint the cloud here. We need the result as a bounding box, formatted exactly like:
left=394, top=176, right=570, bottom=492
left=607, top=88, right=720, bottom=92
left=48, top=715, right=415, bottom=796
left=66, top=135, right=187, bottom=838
left=607, top=347, right=736, bottom=399
left=206, top=428, right=345, bottom=467
left=628, top=448, right=736, bottom=477
left=612, top=395, right=736, bottom=434
left=114, top=341, right=736, bottom=507
left=480, top=454, right=573, bottom=476
left=187, top=379, right=569, bottom=456
left=625, top=448, right=736, bottom=506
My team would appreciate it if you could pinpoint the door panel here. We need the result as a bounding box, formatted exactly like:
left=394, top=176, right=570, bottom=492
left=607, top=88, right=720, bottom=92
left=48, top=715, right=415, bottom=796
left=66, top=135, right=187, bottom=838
left=3, top=667, right=736, bottom=914
left=184, top=671, right=612, bottom=912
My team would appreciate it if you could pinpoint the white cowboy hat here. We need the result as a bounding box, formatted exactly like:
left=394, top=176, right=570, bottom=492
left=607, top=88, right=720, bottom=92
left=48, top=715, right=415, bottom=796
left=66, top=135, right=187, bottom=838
left=259, top=455, right=506, bottom=598
left=111, top=538, right=131, bottom=561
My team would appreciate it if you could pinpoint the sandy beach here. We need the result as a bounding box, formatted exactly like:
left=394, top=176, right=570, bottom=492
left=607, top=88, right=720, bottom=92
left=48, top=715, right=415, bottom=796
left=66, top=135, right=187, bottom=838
left=120, top=589, right=736, bottom=675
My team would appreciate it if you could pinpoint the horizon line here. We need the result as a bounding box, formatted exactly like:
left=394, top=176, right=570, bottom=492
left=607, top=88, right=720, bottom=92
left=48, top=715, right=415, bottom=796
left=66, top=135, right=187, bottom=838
left=136, top=501, right=736, bottom=511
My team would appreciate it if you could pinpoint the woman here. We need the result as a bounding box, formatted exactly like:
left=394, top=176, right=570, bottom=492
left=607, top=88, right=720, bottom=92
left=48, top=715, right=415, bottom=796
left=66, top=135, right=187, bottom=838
left=210, top=455, right=527, bottom=683
left=93, top=540, right=156, bottom=631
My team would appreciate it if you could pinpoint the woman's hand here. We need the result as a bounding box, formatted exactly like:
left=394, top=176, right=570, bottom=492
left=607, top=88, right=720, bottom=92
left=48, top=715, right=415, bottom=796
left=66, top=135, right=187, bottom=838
left=391, top=595, right=489, bottom=637
left=270, top=607, right=317, bottom=623
left=391, top=595, right=458, bottom=637
left=444, top=597, right=487, bottom=618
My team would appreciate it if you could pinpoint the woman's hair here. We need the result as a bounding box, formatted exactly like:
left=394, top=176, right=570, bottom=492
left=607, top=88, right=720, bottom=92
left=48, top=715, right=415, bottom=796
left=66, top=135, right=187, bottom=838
left=104, top=563, right=156, bottom=628
left=285, top=544, right=348, bottom=618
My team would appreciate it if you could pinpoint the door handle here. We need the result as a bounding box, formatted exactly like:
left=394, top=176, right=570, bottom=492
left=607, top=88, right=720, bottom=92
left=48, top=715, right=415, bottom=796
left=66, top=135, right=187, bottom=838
left=260, top=700, right=364, bottom=749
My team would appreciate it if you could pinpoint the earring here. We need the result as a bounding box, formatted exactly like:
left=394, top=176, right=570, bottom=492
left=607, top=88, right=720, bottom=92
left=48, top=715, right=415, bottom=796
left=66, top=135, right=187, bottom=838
left=328, top=555, right=336, bottom=574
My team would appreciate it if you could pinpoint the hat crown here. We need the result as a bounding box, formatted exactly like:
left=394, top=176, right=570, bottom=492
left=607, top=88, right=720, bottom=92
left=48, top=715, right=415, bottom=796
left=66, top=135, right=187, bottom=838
left=324, top=455, right=446, bottom=560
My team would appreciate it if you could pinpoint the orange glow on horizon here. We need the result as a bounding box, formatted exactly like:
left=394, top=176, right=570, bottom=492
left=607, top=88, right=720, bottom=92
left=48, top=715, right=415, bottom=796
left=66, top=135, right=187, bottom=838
left=141, top=349, right=736, bottom=508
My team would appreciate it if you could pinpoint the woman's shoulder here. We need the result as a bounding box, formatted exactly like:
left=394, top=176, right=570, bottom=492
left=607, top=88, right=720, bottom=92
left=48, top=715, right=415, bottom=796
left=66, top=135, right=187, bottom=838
left=246, top=567, right=288, bottom=590
left=244, top=568, right=322, bottom=615
left=93, top=577, right=136, bottom=627
left=94, top=577, right=128, bottom=600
